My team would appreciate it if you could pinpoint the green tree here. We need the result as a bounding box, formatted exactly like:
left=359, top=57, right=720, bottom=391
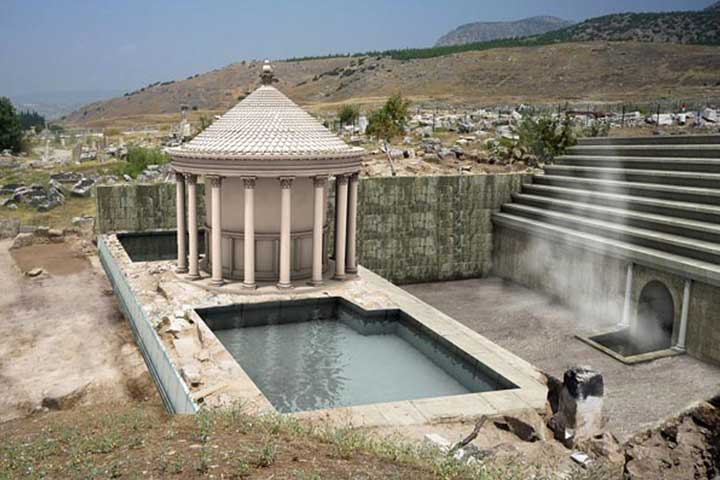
left=0, top=97, right=23, bottom=153
left=366, top=93, right=410, bottom=176
left=338, top=104, right=359, bottom=126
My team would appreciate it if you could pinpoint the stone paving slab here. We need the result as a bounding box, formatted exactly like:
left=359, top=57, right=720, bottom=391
left=403, top=277, right=720, bottom=440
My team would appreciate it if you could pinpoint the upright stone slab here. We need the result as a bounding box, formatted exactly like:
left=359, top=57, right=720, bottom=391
left=553, top=366, right=605, bottom=446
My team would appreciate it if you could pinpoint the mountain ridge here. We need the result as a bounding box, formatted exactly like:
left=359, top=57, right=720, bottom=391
left=435, top=16, right=573, bottom=47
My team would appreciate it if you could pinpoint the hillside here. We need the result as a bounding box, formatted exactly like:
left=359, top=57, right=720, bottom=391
left=706, top=1, right=720, bottom=11
left=435, top=16, right=573, bottom=47
left=536, top=10, right=720, bottom=45
left=60, top=42, right=720, bottom=128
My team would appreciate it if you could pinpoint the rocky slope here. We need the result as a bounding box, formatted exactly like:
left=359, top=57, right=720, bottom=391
left=435, top=16, right=572, bottom=47
left=537, top=10, right=720, bottom=45
left=60, top=42, right=720, bottom=128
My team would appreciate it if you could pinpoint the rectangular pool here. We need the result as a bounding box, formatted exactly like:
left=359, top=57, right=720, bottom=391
left=118, top=230, right=205, bottom=262
left=196, top=298, right=514, bottom=413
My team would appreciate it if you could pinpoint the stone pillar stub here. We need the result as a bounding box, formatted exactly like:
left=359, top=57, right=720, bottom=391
left=552, top=366, right=605, bottom=448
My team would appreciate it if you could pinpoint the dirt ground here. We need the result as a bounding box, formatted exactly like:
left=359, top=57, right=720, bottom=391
left=403, top=277, right=720, bottom=442
left=0, top=236, right=156, bottom=423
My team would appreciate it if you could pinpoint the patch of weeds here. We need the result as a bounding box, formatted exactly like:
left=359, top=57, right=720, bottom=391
left=230, top=459, right=252, bottom=479
left=251, top=441, right=276, bottom=468
left=195, top=446, right=211, bottom=474
left=328, top=428, right=367, bottom=460
left=196, top=410, right=214, bottom=443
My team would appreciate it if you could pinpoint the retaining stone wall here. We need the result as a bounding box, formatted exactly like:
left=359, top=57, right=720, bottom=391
left=96, top=173, right=529, bottom=284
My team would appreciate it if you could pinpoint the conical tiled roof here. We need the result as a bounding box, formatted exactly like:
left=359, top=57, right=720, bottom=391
left=170, top=85, right=363, bottom=161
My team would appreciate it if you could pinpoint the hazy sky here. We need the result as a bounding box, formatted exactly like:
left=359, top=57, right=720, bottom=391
left=0, top=0, right=713, bottom=97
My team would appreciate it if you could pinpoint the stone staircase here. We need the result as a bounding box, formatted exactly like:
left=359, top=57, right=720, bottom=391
left=493, top=135, right=720, bottom=285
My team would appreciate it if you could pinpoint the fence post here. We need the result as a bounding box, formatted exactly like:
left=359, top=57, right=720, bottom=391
left=621, top=105, right=626, bottom=128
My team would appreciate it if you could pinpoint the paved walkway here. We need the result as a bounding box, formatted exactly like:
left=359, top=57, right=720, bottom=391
left=403, top=277, right=720, bottom=440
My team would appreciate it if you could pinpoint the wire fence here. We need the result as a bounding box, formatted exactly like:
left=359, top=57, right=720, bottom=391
left=98, top=236, right=198, bottom=414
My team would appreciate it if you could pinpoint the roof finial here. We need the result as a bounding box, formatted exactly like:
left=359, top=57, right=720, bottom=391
left=261, top=60, right=274, bottom=85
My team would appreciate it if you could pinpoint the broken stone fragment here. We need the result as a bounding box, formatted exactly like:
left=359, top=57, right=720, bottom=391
left=552, top=366, right=605, bottom=447
left=10, top=232, right=33, bottom=250
left=180, top=366, right=202, bottom=387
left=25, top=267, right=44, bottom=277
left=493, top=409, right=547, bottom=442
left=41, top=382, right=90, bottom=410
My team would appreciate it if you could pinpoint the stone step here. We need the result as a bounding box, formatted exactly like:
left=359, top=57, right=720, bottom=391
left=554, top=155, right=720, bottom=173
left=521, top=183, right=720, bottom=224
left=492, top=212, right=720, bottom=287
left=577, top=135, right=720, bottom=146
left=498, top=204, right=720, bottom=265
left=543, top=165, right=720, bottom=189
left=511, top=193, right=720, bottom=244
left=567, top=145, right=720, bottom=159
left=533, top=175, right=720, bottom=205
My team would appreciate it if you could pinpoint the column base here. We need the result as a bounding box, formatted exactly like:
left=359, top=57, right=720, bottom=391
left=346, top=267, right=358, bottom=275
left=276, top=282, right=293, bottom=290
left=672, top=345, right=687, bottom=353
left=308, top=280, right=324, bottom=287
left=210, top=279, right=224, bottom=287
left=187, top=273, right=201, bottom=281
left=177, top=266, right=188, bottom=274
left=242, top=282, right=257, bottom=290
left=333, top=274, right=347, bottom=281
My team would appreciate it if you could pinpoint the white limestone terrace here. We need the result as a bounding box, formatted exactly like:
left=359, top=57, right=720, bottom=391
left=101, top=233, right=547, bottom=427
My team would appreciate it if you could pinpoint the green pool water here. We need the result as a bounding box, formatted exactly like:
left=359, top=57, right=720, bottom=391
left=200, top=298, right=512, bottom=413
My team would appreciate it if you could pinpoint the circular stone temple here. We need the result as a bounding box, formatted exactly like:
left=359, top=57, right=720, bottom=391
left=168, top=61, right=364, bottom=289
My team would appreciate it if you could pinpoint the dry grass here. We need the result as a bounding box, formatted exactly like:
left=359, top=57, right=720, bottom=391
left=61, top=42, right=720, bottom=128
left=0, top=403, right=541, bottom=480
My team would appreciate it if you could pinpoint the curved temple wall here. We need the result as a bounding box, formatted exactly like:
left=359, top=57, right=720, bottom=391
left=203, top=177, right=327, bottom=281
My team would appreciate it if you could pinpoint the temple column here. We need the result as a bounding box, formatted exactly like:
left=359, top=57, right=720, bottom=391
left=334, top=174, right=348, bottom=280
left=208, top=175, right=223, bottom=286
left=175, top=172, right=187, bottom=273
left=346, top=172, right=359, bottom=275
left=277, top=177, right=294, bottom=289
left=674, top=279, right=692, bottom=352
left=311, top=176, right=327, bottom=286
left=186, top=174, right=200, bottom=279
left=242, top=177, right=256, bottom=289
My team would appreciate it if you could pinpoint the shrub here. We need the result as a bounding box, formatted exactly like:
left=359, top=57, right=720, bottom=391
left=338, top=104, right=360, bottom=126
left=491, top=114, right=575, bottom=167
left=583, top=121, right=610, bottom=138
left=122, top=146, right=170, bottom=178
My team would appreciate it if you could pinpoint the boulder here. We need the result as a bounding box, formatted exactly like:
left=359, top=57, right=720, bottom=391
left=10, top=232, right=34, bottom=250
left=41, top=382, right=89, bottom=410
left=493, top=409, right=548, bottom=442
left=0, top=219, right=20, bottom=239
left=25, top=267, right=44, bottom=277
